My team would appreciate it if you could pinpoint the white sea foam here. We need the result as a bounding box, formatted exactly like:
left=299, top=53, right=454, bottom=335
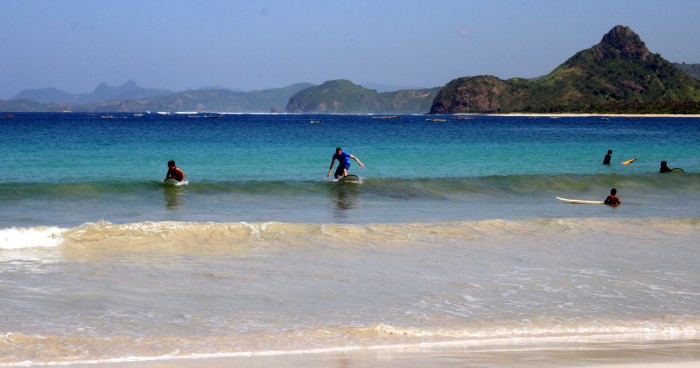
left=0, top=227, right=66, bottom=249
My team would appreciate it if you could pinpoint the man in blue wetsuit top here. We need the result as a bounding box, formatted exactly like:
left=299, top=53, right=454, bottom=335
left=327, top=147, right=364, bottom=179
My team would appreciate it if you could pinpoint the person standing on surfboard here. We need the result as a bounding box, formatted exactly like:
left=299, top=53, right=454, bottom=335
left=327, top=147, right=364, bottom=179
left=604, top=188, right=621, bottom=206
left=164, top=160, right=186, bottom=182
left=603, top=150, right=612, bottom=165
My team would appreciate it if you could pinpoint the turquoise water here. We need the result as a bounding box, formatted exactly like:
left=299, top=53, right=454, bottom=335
left=3, top=113, right=699, bottom=181
left=1, top=113, right=699, bottom=226
left=1, top=113, right=699, bottom=367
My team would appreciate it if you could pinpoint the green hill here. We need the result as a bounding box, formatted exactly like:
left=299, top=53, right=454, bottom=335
left=285, top=80, right=440, bottom=114
left=430, top=25, right=700, bottom=114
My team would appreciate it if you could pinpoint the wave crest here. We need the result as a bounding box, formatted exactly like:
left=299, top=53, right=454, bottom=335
left=1, top=173, right=698, bottom=199
left=3, top=218, right=698, bottom=252
left=369, top=316, right=700, bottom=341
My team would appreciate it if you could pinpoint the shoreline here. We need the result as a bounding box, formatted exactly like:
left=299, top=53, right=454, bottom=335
left=3, top=111, right=700, bottom=117
left=474, top=112, right=700, bottom=118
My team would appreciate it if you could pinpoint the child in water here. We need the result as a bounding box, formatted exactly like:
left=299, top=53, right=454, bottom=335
left=164, top=160, right=186, bottom=182
left=604, top=188, right=621, bottom=206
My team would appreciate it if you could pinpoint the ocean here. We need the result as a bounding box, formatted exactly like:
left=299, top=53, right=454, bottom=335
left=1, top=113, right=699, bottom=367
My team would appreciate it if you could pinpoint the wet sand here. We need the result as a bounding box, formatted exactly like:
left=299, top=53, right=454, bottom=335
left=76, top=339, right=700, bottom=368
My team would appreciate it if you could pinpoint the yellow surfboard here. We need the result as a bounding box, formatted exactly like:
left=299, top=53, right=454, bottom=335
left=622, top=158, right=636, bottom=165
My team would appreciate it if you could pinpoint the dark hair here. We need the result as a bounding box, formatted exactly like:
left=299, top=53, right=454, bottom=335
left=610, top=188, right=617, bottom=195
left=661, top=161, right=667, bottom=166
left=607, top=150, right=612, bottom=154
left=335, top=147, right=342, bottom=152
left=168, top=160, right=176, bottom=166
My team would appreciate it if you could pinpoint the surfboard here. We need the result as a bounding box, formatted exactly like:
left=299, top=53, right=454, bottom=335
left=164, top=179, right=187, bottom=186
left=340, top=174, right=361, bottom=183
left=670, top=168, right=685, bottom=173
left=622, top=158, right=636, bottom=165
left=556, top=196, right=604, bottom=204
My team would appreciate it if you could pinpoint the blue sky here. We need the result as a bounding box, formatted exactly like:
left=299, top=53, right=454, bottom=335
left=1, top=0, right=699, bottom=98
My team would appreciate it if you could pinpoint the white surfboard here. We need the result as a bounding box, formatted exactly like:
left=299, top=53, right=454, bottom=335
left=164, top=179, right=188, bottom=186
left=556, top=196, right=604, bottom=204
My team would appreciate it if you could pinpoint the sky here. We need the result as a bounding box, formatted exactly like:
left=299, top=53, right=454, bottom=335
left=1, top=0, right=699, bottom=99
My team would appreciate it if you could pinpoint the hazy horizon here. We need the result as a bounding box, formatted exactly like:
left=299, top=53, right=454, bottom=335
left=2, top=0, right=699, bottom=99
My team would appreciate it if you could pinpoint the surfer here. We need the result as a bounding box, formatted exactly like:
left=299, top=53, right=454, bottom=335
left=327, top=147, right=364, bottom=179
left=603, top=150, right=612, bottom=165
left=164, top=160, right=186, bottom=182
left=659, top=161, right=672, bottom=173
left=604, top=188, right=621, bottom=206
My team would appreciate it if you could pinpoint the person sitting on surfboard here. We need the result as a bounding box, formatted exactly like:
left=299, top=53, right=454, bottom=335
left=164, top=160, right=186, bottom=182
left=327, top=147, right=364, bottom=179
left=604, top=188, right=621, bottom=206
left=603, top=150, right=612, bottom=165
left=659, top=161, right=672, bottom=173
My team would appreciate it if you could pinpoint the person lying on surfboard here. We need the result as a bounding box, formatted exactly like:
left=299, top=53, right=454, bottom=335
left=659, top=160, right=672, bottom=173
left=327, top=147, right=364, bottom=179
left=603, top=188, right=621, bottom=206
left=164, top=160, right=186, bottom=182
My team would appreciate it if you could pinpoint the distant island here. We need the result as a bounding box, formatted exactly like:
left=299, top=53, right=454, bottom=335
left=1, top=25, right=699, bottom=115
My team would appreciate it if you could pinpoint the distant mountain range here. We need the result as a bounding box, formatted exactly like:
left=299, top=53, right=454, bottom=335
left=2, top=82, right=314, bottom=113
left=430, top=26, right=700, bottom=114
left=12, top=80, right=172, bottom=105
left=51, top=83, right=315, bottom=113
left=2, top=25, right=699, bottom=114
left=1, top=80, right=439, bottom=114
